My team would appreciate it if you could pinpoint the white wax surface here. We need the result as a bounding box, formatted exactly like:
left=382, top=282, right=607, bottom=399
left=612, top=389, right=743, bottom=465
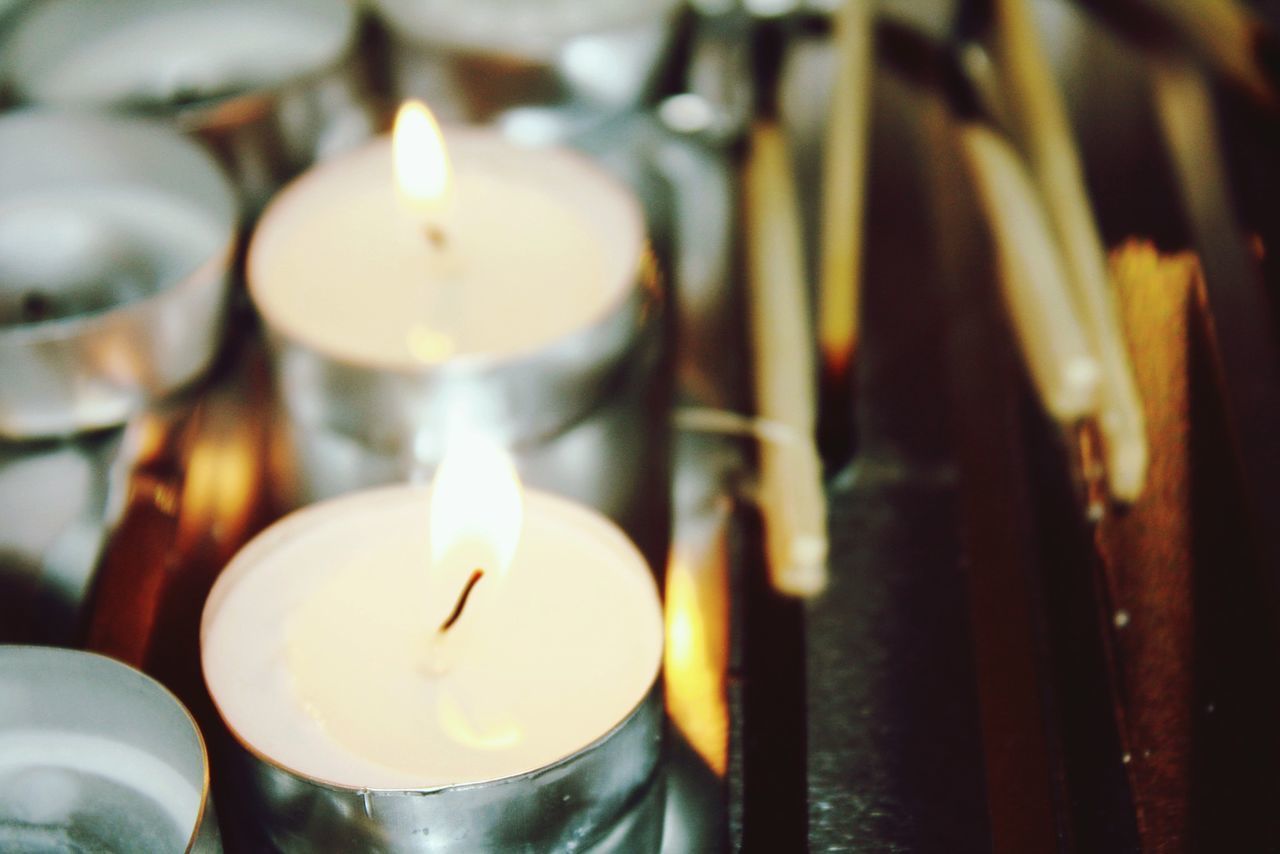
left=202, top=485, right=663, bottom=789
left=5, top=0, right=349, bottom=106
left=0, top=185, right=226, bottom=324
left=248, top=129, right=643, bottom=368
left=0, top=730, right=200, bottom=833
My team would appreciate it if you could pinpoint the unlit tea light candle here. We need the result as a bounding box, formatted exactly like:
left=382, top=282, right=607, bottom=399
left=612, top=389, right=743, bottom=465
left=202, top=441, right=665, bottom=849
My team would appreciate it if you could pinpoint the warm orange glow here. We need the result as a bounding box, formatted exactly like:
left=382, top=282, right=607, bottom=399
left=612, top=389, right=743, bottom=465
left=664, top=542, right=730, bottom=777
left=393, top=99, right=452, bottom=221
left=430, top=436, right=524, bottom=584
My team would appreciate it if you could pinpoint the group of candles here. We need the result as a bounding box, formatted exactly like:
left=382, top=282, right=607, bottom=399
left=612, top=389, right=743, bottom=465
left=0, top=0, right=681, bottom=849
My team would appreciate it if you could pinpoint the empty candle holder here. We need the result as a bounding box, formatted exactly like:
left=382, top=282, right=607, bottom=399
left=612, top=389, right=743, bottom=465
left=0, top=646, right=219, bottom=852
left=0, top=110, right=237, bottom=438
left=0, top=0, right=373, bottom=213
left=371, top=0, right=681, bottom=142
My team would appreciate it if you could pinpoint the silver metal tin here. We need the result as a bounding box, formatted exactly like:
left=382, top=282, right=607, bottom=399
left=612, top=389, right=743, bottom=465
left=371, top=0, right=680, bottom=142
left=0, top=431, right=121, bottom=645
left=0, top=0, right=372, bottom=213
left=0, top=646, right=220, bottom=852
left=220, top=683, right=664, bottom=852
left=254, top=154, right=671, bottom=571
left=0, top=110, right=238, bottom=439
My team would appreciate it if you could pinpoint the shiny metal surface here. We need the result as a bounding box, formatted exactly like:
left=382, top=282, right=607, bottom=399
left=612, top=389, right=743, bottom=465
left=0, top=646, right=220, bottom=852
left=224, top=681, right=663, bottom=853
left=0, top=111, right=237, bottom=438
left=261, top=210, right=671, bottom=572
left=372, top=0, right=679, bottom=142
left=0, top=431, right=123, bottom=646
left=171, top=54, right=378, bottom=215
left=0, top=98, right=732, bottom=851
left=0, top=0, right=373, bottom=213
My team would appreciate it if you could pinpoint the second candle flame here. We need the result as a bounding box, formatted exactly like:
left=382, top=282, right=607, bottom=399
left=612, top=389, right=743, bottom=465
left=393, top=99, right=452, bottom=223
left=429, top=436, right=524, bottom=588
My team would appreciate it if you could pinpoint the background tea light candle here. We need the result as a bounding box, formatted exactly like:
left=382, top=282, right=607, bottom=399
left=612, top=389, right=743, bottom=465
left=0, top=647, right=218, bottom=852
left=370, top=0, right=680, bottom=137
left=202, top=473, right=665, bottom=848
left=1, top=0, right=365, bottom=213
left=0, top=111, right=237, bottom=438
left=248, top=105, right=671, bottom=572
left=1, top=0, right=351, bottom=109
left=250, top=116, right=641, bottom=369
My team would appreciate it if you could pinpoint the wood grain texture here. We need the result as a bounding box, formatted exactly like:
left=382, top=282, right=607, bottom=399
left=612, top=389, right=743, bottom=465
left=1097, top=241, right=1200, bottom=853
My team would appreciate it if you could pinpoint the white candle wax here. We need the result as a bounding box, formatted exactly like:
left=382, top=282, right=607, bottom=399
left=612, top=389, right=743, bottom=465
left=201, top=484, right=663, bottom=789
left=247, top=127, right=643, bottom=369
left=3, top=0, right=351, bottom=107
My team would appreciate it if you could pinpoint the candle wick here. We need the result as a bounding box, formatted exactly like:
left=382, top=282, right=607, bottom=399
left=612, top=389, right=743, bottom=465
left=439, top=569, right=484, bottom=633
left=425, top=225, right=448, bottom=250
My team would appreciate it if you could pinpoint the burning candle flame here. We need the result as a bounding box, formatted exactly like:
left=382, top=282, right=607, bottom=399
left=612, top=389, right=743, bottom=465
left=393, top=99, right=452, bottom=222
left=424, top=437, right=523, bottom=677
left=430, top=436, right=524, bottom=586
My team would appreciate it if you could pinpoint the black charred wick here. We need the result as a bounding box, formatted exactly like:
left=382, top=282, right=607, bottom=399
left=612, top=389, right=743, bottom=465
left=439, top=569, right=484, bottom=633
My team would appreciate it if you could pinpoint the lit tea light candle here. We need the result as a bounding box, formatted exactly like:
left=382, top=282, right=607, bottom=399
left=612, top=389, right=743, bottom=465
left=246, top=99, right=669, bottom=573
left=249, top=99, right=641, bottom=369
left=202, top=441, right=664, bottom=848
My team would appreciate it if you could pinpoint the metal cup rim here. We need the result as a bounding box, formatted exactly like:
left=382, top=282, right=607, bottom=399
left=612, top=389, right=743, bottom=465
left=0, top=0, right=359, bottom=121
left=0, top=109, right=239, bottom=347
left=0, top=645, right=214, bottom=854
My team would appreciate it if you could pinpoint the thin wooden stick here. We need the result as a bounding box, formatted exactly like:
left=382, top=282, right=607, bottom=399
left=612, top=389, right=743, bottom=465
left=992, top=0, right=1149, bottom=502
left=745, top=121, right=828, bottom=598
left=1096, top=240, right=1199, bottom=849
left=818, top=0, right=874, bottom=383
left=960, top=123, right=1100, bottom=421
left=1142, top=0, right=1276, bottom=106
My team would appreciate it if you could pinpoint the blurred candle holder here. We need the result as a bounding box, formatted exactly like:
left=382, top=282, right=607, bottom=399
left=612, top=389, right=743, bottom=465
left=0, top=433, right=120, bottom=646
left=0, top=110, right=238, bottom=439
left=249, top=104, right=671, bottom=572
left=0, top=0, right=373, bottom=212
left=370, top=0, right=682, bottom=142
left=0, top=646, right=220, bottom=852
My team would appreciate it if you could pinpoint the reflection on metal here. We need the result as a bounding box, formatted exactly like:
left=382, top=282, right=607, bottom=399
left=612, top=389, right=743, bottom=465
left=0, top=112, right=238, bottom=439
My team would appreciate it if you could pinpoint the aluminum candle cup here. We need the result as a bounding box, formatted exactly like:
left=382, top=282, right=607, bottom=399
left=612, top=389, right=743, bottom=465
left=0, top=0, right=368, bottom=212
left=0, top=111, right=237, bottom=439
left=0, top=432, right=119, bottom=644
left=0, top=646, right=220, bottom=852
left=202, top=482, right=666, bottom=852
left=249, top=118, right=671, bottom=571
left=371, top=0, right=680, bottom=140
